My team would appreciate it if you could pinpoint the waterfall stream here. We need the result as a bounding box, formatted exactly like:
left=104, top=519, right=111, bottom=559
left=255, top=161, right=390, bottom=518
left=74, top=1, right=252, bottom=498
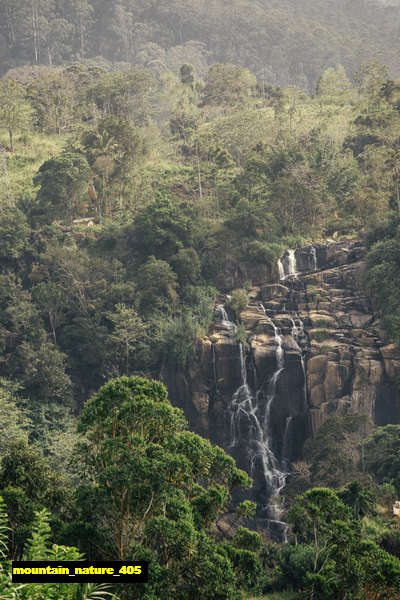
left=278, top=246, right=318, bottom=279
left=278, top=259, right=285, bottom=281
left=278, top=249, right=298, bottom=280
left=216, top=257, right=311, bottom=542
left=219, top=301, right=288, bottom=541
left=287, top=249, right=298, bottom=279
left=311, top=246, right=318, bottom=271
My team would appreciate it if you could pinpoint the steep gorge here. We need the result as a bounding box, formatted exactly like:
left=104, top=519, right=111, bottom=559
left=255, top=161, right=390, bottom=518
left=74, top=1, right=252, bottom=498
left=163, top=239, right=400, bottom=532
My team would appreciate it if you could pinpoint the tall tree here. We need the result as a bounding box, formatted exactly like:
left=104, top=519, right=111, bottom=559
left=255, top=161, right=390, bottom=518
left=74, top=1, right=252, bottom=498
left=74, top=375, right=251, bottom=600
left=0, top=80, right=32, bottom=152
left=33, top=151, right=92, bottom=223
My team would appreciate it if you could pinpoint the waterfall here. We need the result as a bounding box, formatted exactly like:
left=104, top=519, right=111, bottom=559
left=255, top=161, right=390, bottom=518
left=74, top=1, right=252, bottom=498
left=278, top=259, right=285, bottom=281
left=216, top=304, right=237, bottom=335
left=287, top=249, right=298, bottom=279
left=277, top=249, right=298, bottom=281
left=222, top=301, right=292, bottom=541
left=311, top=246, right=318, bottom=271
left=290, top=316, right=307, bottom=348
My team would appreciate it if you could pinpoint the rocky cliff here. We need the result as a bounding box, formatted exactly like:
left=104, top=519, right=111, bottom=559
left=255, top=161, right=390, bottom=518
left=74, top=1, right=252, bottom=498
left=163, top=239, right=400, bottom=527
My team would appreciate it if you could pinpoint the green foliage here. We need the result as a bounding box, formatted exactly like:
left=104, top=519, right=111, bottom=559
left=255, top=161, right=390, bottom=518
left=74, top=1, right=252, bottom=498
left=363, top=425, right=400, bottom=495
left=202, top=64, right=256, bottom=107
left=339, top=481, right=376, bottom=519
left=135, top=197, right=193, bottom=260
left=81, top=116, right=147, bottom=215
left=311, top=329, right=330, bottom=342
left=0, top=499, right=116, bottom=600
left=137, top=256, right=178, bottom=313
left=106, top=303, right=147, bottom=375
left=74, top=375, right=251, bottom=598
left=0, top=440, right=69, bottom=557
left=86, top=67, right=155, bottom=125
left=365, top=233, right=400, bottom=346
left=235, top=323, right=248, bottom=348
left=33, top=151, right=92, bottom=224
left=285, top=488, right=400, bottom=600
left=0, top=207, right=30, bottom=262
left=1, top=20, right=400, bottom=600
left=0, top=80, right=32, bottom=152
left=228, top=289, right=249, bottom=316
left=304, top=415, right=371, bottom=488
left=0, top=380, right=32, bottom=455
left=171, top=247, right=201, bottom=287
left=158, top=311, right=202, bottom=367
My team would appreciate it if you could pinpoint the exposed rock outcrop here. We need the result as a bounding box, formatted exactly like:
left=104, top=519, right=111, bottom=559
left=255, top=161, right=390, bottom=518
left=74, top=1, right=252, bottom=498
left=163, top=239, right=400, bottom=514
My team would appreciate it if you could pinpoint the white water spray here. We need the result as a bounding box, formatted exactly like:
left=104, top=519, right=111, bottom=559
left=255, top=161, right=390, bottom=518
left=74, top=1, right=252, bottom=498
left=278, top=259, right=285, bottom=281
left=311, top=246, right=318, bottom=271
left=217, top=304, right=237, bottom=335
left=287, top=249, right=298, bottom=278
left=277, top=249, right=298, bottom=281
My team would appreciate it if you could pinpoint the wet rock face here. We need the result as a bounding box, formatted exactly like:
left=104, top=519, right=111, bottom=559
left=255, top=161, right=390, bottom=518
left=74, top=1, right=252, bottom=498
left=164, top=239, right=400, bottom=507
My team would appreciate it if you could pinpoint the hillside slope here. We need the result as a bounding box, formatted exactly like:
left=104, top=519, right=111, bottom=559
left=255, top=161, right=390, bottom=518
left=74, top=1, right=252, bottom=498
left=1, top=0, right=400, bottom=88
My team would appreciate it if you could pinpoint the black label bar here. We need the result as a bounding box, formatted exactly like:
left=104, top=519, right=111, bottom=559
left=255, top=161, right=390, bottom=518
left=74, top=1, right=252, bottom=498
left=12, top=561, right=148, bottom=583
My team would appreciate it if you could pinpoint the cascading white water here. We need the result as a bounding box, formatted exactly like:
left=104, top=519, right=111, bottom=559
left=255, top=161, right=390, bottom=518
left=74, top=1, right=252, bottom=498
left=217, top=304, right=237, bottom=335
left=221, top=299, right=305, bottom=542
left=278, top=259, right=285, bottom=281
left=277, top=249, right=298, bottom=281
left=287, top=249, right=298, bottom=278
left=290, top=316, right=306, bottom=347
left=228, top=305, right=287, bottom=503
left=290, top=316, right=308, bottom=410
left=311, top=246, right=318, bottom=271
left=254, top=304, right=289, bottom=537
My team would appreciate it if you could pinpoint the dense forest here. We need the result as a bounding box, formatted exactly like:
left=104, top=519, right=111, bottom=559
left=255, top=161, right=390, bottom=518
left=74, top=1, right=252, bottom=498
left=1, top=1, right=400, bottom=599
left=1, top=0, right=400, bottom=89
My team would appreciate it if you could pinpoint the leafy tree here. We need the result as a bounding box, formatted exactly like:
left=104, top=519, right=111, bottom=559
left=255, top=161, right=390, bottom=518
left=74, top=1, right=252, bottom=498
left=32, top=281, right=68, bottom=346
left=74, top=376, right=251, bottom=598
left=339, top=481, right=376, bottom=519
left=180, top=64, right=194, bottom=87
left=363, top=425, right=400, bottom=494
left=106, top=303, right=147, bottom=375
left=355, top=61, right=390, bottom=114
left=366, top=235, right=400, bottom=346
left=33, top=152, right=92, bottom=224
left=135, top=197, right=193, bottom=260
left=0, top=274, right=74, bottom=424
left=287, top=488, right=400, bottom=599
left=202, top=63, right=256, bottom=107
left=137, top=256, right=179, bottom=313
left=315, top=65, right=352, bottom=103
left=0, top=380, right=31, bottom=456
left=171, top=247, right=201, bottom=288
left=27, top=70, right=77, bottom=135
left=81, top=116, right=146, bottom=215
left=0, top=440, right=69, bottom=558
left=0, top=80, right=32, bottom=152
left=86, top=67, right=155, bottom=125
left=303, top=415, right=371, bottom=488
left=228, top=289, right=249, bottom=315
left=0, top=207, right=30, bottom=263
